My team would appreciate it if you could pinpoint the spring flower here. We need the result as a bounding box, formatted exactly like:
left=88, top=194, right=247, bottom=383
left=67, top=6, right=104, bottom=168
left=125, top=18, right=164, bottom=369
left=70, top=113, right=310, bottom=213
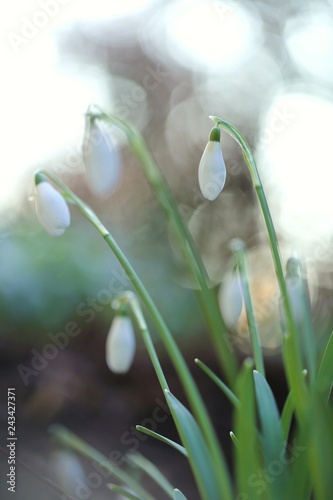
left=218, top=269, right=243, bottom=328
left=34, top=173, right=70, bottom=237
left=198, top=127, right=226, bottom=201
left=105, top=315, right=136, bottom=374
left=82, top=116, right=121, bottom=196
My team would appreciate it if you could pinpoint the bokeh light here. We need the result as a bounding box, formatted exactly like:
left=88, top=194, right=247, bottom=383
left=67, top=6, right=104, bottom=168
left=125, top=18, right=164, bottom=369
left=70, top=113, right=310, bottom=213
left=257, top=90, right=333, bottom=249
left=284, top=7, right=333, bottom=84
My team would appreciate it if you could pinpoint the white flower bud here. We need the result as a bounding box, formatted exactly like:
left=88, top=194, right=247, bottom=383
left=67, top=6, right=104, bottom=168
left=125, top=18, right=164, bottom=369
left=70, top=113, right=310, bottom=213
left=105, top=315, right=136, bottom=374
left=83, top=117, right=121, bottom=196
left=49, top=450, right=85, bottom=496
left=34, top=174, right=70, bottom=237
left=279, top=275, right=304, bottom=332
left=218, top=270, right=243, bottom=328
left=198, top=127, right=226, bottom=201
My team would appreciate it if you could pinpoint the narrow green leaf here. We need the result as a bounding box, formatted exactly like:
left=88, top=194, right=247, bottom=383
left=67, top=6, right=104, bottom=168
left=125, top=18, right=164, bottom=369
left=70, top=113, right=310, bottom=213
left=174, top=488, right=188, bottom=499
left=49, top=425, right=155, bottom=500
left=234, top=358, right=260, bottom=500
left=253, top=370, right=287, bottom=500
left=307, top=395, right=333, bottom=500
left=317, top=332, right=333, bottom=398
left=280, top=390, right=294, bottom=442
left=126, top=452, right=174, bottom=498
left=107, top=484, right=143, bottom=500
left=286, top=429, right=312, bottom=500
left=282, top=331, right=308, bottom=419
left=135, top=425, right=187, bottom=457
left=195, top=358, right=239, bottom=407
left=164, top=390, right=222, bottom=500
left=253, top=371, right=284, bottom=462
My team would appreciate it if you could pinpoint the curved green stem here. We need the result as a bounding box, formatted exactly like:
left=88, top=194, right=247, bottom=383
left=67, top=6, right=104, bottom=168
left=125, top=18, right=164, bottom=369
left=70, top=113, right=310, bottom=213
left=85, top=106, right=237, bottom=386
left=113, top=291, right=169, bottom=392
left=210, top=117, right=308, bottom=418
left=39, top=170, right=233, bottom=500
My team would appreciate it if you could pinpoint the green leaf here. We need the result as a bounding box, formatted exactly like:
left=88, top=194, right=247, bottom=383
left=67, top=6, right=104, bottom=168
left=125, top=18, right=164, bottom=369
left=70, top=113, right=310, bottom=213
left=107, top=484, right=143, bottom=500
left=285, top=425, right=312, bottom=500
left=125, top=452, right=174, bottom=498
left=135, top=425, right=187, bottom=457
left=173, top=488, right=188, bottom=499
left=317, top=332, right=333, bottom=399
left=280, top=390, right=294, bottom=442
left=253, top=371, right=284, bottom=462
left=164, top=390, right=221, bottom=500
left=253, top=370, right=286, bottom=500
left=49, top=425, right=155, bottom=500
left=234, top=358, right=260, bottom=500
left=307, top=394, right=333, bottom=500
left=195, top=358, right=239, bottom=407
left=281, top=368, right=308, bottom=443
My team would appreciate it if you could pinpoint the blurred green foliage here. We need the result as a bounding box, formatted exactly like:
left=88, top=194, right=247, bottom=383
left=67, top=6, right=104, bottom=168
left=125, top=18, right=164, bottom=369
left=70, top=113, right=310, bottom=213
left=0, top=215, right=203, bottom=350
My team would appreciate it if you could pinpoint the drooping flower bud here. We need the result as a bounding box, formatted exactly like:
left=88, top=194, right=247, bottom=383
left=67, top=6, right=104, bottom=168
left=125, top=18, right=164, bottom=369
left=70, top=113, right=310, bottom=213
left=279, top=257, right=304, bottom=332
left=198, top=127, right=226, bottom=201
left=82, top=116, right=121, bottom=196
left=105, top=315, right=136, bottom=374
left=218, top=269, right=243, bottom=328
left=34, top=173, right=70, bottom=237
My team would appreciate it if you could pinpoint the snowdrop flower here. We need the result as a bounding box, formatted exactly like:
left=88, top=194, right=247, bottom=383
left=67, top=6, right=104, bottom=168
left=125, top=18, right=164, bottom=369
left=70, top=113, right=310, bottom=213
left=34, top=173, right=70, bottom=237
left=83, top=116, right=121, bottom=196
left=218, top=269, right=243, bottom=328
left=198, top=127, right=226, bottom=201
left=105, top=315, right=136, bottom=374
left=49, top=450, right=85, bottom=497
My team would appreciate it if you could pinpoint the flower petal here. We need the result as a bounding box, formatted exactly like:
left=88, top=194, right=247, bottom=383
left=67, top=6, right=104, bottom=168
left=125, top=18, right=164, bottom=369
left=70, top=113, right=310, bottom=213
left=105, top=316, right=136, bottom=374
left=218, top=271, right=243, bottom=328
left=35, top=181, right=70, bottom=237
left=198, top=141, right=226, bottom=201
left=83, top=119, right=121, bottom=196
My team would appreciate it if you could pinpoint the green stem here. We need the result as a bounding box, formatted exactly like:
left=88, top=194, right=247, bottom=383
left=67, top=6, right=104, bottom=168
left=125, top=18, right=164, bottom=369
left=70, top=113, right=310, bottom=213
left=114, top=292, right=169, bottom=391
left=210, top=117, right=308, bottom=418
left=40, top=170, right=233, bottom=500
left=86, top=106, right=237, bottom=386
left=298, top=260, right=316, bottom=386
left=231, top=240, right=265, bottom=377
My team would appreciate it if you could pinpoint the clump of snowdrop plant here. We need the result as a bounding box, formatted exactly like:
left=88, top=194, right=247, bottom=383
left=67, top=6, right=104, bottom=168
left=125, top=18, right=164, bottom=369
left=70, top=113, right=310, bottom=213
left=36, top=107, right=332, bottom=500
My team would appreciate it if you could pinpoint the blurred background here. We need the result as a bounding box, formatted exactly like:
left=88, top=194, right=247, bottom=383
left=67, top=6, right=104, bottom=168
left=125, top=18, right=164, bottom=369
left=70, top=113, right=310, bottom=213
left=1, top=0, right=333, bottom=498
